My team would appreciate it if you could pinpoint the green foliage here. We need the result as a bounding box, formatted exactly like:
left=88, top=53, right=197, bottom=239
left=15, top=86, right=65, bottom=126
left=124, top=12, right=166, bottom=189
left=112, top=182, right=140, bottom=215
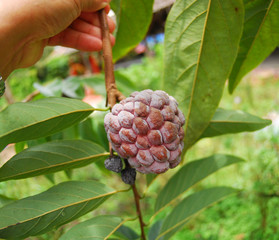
left=0, top=98, right=94, bottom=150
left=163, top=0, right=244, bottom=150
left=111, top=0, right=154, bottom=61
left=229, top=0, right=279, bottom=92
left=0, top=181, right=116, bottom=239
left=0, top=140, right=108, bottom=182
left=154, top=154, right=244, bottom=213
left=199, top=108, right=272, bottom=139
left=157, top=187, right=236, bottom=240
left=0, top=0, right=277, bottom=239
left=60, top=215, right=123, bottom=240
left=113, top=225, right=140, bottom=240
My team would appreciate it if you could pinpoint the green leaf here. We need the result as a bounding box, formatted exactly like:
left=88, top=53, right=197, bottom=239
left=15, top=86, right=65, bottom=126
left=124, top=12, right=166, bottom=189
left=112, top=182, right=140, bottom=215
left=114, top=71, right=137, bottom=97
left=0, top=97, right=94, bottom=151
left=44, top=173, right=55, bottom=184
left=157, top=187, right=236, bottom=240
left=0, top=140, right=109, bottom=182
left=0, top=180, right=116, bottom=239
left=146, top=174, right=158, bottom=187
left=14, top=141, right=26, bottom=154
left=148, top=220, right=163, bottom=240
left=78, top=118, right=96, bottom=142
left=154, top=154, right=243, bottom=213
left=0, top=195, right=16, bottom=208
left=34, top=79, right=63, bottom=97
left=60, top=215, right=122, bottom=240
left=229, top=0, right=279, bottom=93
left=163, top=0, right=244, bottom=150
left=62, top=77, right=85, bottom=99
left=112, top=0, right=154, bottom=61
left=113, top=225, right=140, bottom=240
left=199, top=108, right=272, bottom=139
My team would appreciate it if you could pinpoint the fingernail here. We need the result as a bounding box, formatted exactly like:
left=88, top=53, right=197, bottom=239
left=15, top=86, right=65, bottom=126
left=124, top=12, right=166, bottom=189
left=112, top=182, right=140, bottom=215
left=100, top=2, right=108, bottom=8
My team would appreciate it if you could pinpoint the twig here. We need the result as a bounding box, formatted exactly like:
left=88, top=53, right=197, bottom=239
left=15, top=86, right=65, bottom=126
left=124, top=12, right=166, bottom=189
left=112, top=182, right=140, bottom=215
left=98, top=10, right=145, bottom=239
left=98, top=9, right=125, bottom=107
left=132, top=184, right=146, bottom=240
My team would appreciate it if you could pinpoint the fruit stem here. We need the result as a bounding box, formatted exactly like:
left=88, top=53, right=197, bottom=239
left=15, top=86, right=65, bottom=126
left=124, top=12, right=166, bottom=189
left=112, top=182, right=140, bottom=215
left=98, top=9, right=125, bottom=108
left=132, top=184, right=146, bottom=240
left=99, top=9, right=145, bottom=239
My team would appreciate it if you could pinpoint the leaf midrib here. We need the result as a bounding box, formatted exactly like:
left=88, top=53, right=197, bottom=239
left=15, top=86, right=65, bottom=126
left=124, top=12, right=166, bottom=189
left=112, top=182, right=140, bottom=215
left=0, top=190, right=116, bottom=230
left=0, top=108, right=94, bottom=138
left=184, top=0, right=212, bottom=138
left=0, top=152, right=109, bottom=181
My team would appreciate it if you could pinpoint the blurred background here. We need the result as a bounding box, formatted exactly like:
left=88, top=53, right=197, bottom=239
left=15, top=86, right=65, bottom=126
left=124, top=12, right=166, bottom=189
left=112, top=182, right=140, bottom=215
left=0, top=1, right=279, bottom=239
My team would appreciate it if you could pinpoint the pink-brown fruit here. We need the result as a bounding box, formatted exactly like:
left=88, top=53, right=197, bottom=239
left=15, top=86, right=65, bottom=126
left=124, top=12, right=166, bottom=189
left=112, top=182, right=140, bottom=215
left=104, top=89, right=185, bottom=174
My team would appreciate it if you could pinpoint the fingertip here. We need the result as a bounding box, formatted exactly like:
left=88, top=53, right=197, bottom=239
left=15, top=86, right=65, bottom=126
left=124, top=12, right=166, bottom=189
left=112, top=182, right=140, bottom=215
left=107, top=16, right=116, bottom=33
left=110, top=34, right=115, bottom=46
left=105, top=4, right=111, bottom=13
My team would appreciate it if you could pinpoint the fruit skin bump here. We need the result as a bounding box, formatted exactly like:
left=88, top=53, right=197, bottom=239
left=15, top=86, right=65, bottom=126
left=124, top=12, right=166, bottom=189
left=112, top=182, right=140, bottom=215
left=104, top=89, right=185, bottom=174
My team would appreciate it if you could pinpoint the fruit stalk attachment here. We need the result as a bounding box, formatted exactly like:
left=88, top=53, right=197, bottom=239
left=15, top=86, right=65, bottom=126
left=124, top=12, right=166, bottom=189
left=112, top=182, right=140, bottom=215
left=98, top=8, right=125, bottom=107
left=98, top=8, right=146, bottom=239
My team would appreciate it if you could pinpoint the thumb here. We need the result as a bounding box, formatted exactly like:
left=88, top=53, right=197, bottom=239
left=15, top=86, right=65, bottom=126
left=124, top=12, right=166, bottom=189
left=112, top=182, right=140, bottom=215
left=80, top=0, right=111, bottom=12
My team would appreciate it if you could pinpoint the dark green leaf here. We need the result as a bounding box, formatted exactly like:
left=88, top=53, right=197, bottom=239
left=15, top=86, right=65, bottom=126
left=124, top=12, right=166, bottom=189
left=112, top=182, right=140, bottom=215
left=78, top=118, right=96, bottom=142
left=0, top=140, right=109, bottom=182
left=200, top=108, right=272, bottom=139
left=0, top=97, right=94, bottom=151
left=44, top=173, right=55, bottom=184
left=163, top=0, right=244, bottom=149
left=113, top=225, right=140, bottom=240
left=0, top=180, right=116, bottom=239
left=146, top=174, right=158, bottom=187
left=114, top=71, right=137, bottom=97
left=60, top=215, right=122, bottom=240
left=0, top=195, right=16, bottom=208
left=112, top=0, right=154, bottom=61
left=148, top=220, right=162, bottom=240
left=154, top=154, right=244, bottom=213
left=64, top=169, right=73, bottom=179
left=229, top=0, right=279, bottom=92
left=158, top=187, right=236, bottom=240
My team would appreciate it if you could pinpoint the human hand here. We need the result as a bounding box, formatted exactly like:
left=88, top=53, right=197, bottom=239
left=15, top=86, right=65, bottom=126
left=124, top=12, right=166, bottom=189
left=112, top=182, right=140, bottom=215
left=0, top=0, right=115, bottom=79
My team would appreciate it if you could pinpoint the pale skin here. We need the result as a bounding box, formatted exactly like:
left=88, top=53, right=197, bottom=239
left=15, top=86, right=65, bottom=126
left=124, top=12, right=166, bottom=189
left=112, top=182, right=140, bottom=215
left=0, top=0, right=115, bottom=79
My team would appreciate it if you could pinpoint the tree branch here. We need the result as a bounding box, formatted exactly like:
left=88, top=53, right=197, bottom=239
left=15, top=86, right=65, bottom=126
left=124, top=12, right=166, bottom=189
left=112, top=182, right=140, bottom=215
left=98, top=11, right=145, bottom=238
left=98, top=9, right=125, bottom=107
left=132, top=184, right=146, bottom=240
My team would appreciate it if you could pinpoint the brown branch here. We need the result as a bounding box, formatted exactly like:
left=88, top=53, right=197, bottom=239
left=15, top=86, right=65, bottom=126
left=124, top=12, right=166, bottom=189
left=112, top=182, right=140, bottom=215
left=98, top=9, right=125, bottom=108
left=99, top=9, right=145, bottom=238
left=132, top=184, right=146, bottom=240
